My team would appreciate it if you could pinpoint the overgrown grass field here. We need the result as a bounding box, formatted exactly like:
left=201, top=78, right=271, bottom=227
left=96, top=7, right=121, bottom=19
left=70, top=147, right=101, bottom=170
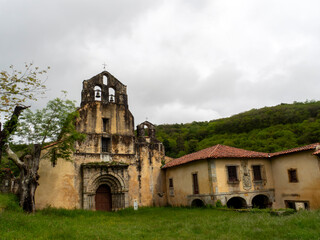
left=1, top=194, right=320, bottom=240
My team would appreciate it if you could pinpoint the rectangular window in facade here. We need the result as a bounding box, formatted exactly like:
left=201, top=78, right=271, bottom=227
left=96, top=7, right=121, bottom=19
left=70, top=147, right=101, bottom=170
left=227, top=166, right=238, bottom=183
left=285, top=200, right=309, bottom=210
left=252, top=165, right=262, bottom=181
left=192, top=173, right=199, bottom=194
left=102, top=118, right=109, bottom=133
left=169, top=178, right=174, bottom=196
left=169, top=178, right=173, bottom=188
left=288, top=169, right=298, bottom=182
left=101, top=137, right=110, bottom=153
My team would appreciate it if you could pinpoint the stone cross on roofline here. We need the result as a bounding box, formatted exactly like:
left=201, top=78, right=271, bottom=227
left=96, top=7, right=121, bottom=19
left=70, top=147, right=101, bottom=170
left=102, top=63, right=107, bottom=70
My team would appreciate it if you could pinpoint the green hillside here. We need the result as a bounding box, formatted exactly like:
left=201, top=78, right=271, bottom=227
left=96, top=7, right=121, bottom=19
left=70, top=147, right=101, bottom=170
left=156, top=100, right=320, bottom=158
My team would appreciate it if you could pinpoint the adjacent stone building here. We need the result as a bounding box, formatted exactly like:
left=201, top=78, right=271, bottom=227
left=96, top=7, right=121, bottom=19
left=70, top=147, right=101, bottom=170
left=35, top=71, right=166, bottom=211
left=162, top=143, right=320, bottom=210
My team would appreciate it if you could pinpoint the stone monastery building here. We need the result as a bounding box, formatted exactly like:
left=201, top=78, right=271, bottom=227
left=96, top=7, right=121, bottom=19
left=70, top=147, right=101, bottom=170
left=35, top=71, right=320, bottom=211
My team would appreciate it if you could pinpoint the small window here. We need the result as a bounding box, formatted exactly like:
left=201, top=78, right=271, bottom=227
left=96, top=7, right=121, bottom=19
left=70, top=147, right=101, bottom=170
left=285, top=200, right=309, bottom=210
left=103, top=75, right=108, bottom=85
left=227, top=166, right=239, bottom=183
left=169, top=178, right=174, bottom=197
left=102, top=118, right=109, bottom=132
left=252, top=165, right=262, bottom=181
left=101, top=137, right=110, bottom=153
left=169, top=178, right=173, bottom=188
left=288, top=169, right=298, bottom=182
left=192, top=173, right=199, bottom=194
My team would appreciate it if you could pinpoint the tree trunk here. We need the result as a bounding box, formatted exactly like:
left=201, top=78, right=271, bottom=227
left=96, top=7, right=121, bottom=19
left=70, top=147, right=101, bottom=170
left=18, top=144, right=41, bottom=213
left=6, top=143, right=41, bottom=213
left=0, top=106, right=28, bottom=163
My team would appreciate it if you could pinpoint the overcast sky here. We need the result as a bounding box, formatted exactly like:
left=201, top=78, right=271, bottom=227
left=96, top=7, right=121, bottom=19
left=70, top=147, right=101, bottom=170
left=1, top=0, right=320, bottom=125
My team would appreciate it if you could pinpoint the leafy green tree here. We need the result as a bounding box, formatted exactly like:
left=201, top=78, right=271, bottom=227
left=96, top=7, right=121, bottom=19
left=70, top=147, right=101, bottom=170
left=5, top=97, right=85, bottom=213
left=156, top=100, right=320, bottom=157
left=0, top=63, right=48, bottom=116
left=0, top=63, right=49, bottom=162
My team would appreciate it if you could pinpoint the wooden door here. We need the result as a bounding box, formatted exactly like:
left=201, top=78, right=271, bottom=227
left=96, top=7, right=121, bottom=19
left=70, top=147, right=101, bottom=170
left=95, top=184, right=112, bottom=211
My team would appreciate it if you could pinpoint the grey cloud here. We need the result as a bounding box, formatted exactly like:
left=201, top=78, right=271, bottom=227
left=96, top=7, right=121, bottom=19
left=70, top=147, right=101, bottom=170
left=1, top=0, right=320, bottom=124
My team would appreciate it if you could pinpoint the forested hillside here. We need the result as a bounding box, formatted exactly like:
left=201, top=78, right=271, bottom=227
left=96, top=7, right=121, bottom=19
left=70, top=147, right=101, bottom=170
left=156, top=101, right=320, bottom=158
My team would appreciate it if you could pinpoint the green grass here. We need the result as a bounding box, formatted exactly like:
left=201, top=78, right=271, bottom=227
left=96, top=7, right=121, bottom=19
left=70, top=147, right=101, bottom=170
left=1, top=194, right=320, bottom=239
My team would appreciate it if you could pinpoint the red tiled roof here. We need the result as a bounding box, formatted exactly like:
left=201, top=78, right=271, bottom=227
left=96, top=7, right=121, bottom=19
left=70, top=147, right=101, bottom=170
left=314, top=149, right=320, bottom=155
left=269, top=143, right=320, bottom=157
left=163, top=143, right=320, bottom=169
left=162, top=144, right=268, bottom=168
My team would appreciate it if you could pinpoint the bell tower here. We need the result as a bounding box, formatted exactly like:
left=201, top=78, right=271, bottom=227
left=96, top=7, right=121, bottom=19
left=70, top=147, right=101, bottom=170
left=76, top=71, right=135, bottom=156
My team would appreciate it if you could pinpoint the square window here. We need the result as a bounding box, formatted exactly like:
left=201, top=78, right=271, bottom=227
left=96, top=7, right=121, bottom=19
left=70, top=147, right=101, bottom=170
left=102, top=118, right=109, bottom=132
left=101, top=137, right=110, bottom=152
left=227, top=166, right=238, bottom=183
left=252, top=165, right=262, bottom=181
left=288, top=169, right=298, bottom=182
left=169, top=178, right=173, bottom=188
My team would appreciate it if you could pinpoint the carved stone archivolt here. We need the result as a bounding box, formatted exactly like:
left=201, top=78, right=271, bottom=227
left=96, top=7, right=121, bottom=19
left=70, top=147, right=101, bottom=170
left=81, top=163, right=129, bottom=211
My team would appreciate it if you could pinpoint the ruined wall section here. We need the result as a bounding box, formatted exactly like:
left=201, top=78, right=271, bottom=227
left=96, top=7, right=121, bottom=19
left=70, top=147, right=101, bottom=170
left=130, top=121, right=167, bottom=207
left=81, top=71, right=128, bottom=107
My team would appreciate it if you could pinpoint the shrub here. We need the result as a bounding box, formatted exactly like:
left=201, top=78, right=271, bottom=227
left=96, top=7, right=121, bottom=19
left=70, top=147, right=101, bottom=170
left=0, top=193, right=21, bottom=212
left=215, top=200, right=223, bottom=208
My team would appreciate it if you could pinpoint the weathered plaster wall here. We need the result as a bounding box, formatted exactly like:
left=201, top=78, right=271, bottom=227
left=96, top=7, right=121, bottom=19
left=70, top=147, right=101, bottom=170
left=133, top=141, right=166, bottom=207
left=35, top=158, right=79, bottom=209
left=271, top=151, right=320, bottom=209
left=212, top=158, right=274, bottom=207
left=165, top=158, right=275, bottom=207
left=166, top=160, right=210, bottom=206
left=214, top=158, right=274, bottom=193
left=76, top=102, right=134, bottom=155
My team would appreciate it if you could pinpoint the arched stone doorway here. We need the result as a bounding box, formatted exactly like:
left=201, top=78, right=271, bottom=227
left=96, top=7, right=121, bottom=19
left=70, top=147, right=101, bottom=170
left=95, top=184, right=112, bottom=211
left=227, top=197, right=247, bottom=209
left=191, top=199, right=205, bottom=207
left=252, top=194, right=270, bottom=209
left=82, top=164, right=129, bottom=211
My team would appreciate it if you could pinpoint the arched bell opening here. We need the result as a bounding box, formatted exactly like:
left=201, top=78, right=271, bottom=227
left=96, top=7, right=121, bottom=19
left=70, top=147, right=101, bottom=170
left=109, top=88, right=115, bottom=102
left=252, top=194, right=270, bottom=209
left=94, top=86, right=102, bottom=101
left=227, top=197, right=247, bottom=209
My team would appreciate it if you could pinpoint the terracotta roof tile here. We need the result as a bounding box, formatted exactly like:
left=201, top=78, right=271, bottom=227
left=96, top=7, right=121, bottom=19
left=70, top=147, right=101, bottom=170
left=163, top=144, right=268, bottom=168
left=269, top=143, right=320, bottom=157
left=163, top=143, right=320, bottom=169
left=314, top=149, right=320, bottom=155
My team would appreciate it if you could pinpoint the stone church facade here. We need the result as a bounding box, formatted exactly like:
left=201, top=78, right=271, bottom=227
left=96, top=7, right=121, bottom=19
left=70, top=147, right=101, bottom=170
left=35, top=71, right=320, bottom=211
left=35, top=71, right=166, bottom=211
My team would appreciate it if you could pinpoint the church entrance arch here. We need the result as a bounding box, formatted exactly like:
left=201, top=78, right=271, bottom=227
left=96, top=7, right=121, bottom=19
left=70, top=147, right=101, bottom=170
left=95, top=184, right=112, bottom=211
left=82, top=164, right=129, bottom=211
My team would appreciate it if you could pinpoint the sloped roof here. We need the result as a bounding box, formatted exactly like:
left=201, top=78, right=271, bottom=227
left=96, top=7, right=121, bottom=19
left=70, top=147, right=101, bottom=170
left=162, top=144, right=268, bottom=169
left=269, top=143, right=320, bottom=157
left=163, top=143, right=320, bottom=169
